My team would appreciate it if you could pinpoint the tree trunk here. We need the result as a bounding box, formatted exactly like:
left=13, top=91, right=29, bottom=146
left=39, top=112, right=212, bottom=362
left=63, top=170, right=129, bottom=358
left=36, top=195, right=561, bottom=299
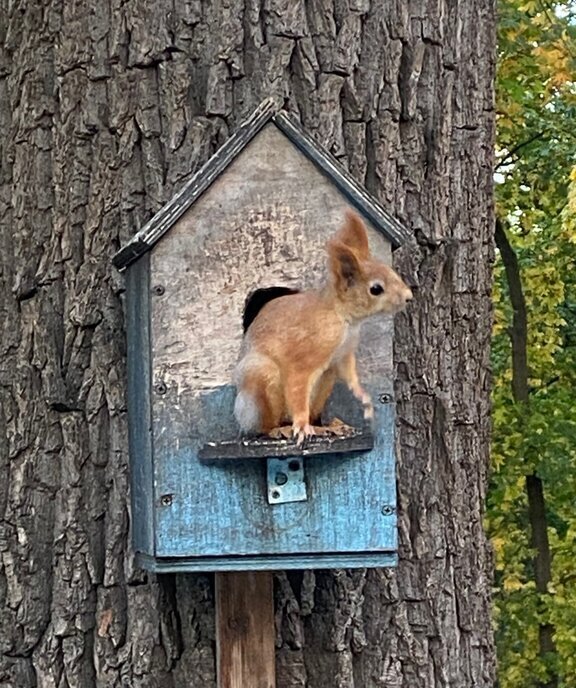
left=0, top=2, right=496, bottom=687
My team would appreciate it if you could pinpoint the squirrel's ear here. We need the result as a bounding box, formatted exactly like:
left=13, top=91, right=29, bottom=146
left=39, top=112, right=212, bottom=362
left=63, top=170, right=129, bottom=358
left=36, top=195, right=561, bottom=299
left=328, top=240, right=364, bottom=291
left=333, top=210, right=370, bottom=260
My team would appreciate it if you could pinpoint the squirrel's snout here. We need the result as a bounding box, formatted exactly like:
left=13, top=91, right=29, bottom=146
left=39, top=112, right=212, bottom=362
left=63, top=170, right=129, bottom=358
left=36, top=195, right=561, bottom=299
left=393, top=285, right=413, bottom=311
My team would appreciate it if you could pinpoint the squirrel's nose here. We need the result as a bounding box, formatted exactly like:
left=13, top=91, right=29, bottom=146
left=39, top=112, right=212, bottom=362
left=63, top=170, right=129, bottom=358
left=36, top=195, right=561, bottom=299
left=404, top=287, right=413, bottom=303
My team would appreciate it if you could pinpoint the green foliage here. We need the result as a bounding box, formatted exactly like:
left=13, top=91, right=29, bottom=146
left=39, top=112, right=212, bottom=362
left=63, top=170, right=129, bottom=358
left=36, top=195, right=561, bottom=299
left=490, top=1, right=576, bottom=686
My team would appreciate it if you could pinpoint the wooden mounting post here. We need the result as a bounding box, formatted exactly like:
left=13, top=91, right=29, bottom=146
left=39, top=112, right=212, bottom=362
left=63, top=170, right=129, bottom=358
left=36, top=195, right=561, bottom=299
left=216, top=571, right=276, bottom=688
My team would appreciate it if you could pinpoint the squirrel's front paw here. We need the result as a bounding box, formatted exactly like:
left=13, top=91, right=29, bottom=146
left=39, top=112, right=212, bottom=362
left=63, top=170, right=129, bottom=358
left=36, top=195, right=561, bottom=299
left=350, top=385, right=373, bottom=420
left=362, top=400, right=374, bottom=420
left=358, top=391, right=373, bottom=420
left=292, top=422, right=315, bottom=447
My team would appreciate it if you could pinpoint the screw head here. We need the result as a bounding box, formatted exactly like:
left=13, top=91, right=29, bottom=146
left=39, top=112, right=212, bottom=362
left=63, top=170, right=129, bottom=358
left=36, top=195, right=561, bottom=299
left=379, top=393, right=393, bottom=404
left=381, top=505, right=395, bottom=516
left=161, top=494, right=173, bottom=506
left=152, top=285, right=165, bottom=296
left=154, top=382, right=167, bottom=395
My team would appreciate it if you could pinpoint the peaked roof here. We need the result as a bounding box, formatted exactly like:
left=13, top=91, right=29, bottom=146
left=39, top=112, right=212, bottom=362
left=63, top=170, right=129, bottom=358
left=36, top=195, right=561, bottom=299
left=113, top=99, right=412, bottom=270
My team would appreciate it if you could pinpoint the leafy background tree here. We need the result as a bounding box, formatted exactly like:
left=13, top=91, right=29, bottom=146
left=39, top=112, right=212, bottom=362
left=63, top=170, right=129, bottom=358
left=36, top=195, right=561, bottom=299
left=490, top=1, right=576, bottom=686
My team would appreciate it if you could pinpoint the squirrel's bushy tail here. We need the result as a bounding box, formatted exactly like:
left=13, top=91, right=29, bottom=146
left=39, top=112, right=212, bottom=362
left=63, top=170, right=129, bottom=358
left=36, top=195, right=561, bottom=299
left=234, top=354, right=284, bottom=433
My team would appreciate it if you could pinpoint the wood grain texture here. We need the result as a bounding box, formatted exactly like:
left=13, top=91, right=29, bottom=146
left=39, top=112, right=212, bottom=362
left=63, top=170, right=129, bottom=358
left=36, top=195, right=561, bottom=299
left=126, top=254, right=154, bottom=555
left=149, top=124, right=393, bottom=392
left=0, top=1, right=496, bottom=686
left=216, top=572, right=275, bottom=688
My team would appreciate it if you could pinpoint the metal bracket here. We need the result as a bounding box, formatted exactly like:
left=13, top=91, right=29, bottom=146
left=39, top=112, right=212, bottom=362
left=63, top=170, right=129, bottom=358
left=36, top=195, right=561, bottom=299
left=266, top=457, right=307, bottom=504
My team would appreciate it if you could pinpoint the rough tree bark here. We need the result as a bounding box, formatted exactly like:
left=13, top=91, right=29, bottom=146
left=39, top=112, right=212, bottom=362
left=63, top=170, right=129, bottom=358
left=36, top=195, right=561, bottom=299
left=0, top=2, right=496, bottom=687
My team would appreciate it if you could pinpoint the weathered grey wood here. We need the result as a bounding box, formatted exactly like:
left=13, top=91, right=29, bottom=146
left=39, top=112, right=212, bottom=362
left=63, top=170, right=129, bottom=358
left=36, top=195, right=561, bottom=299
left=126, top=254, right=154, bottom=554
left=149, top=124, right=394, bottom=393
left=0, top=2, right=496, bottom=687
left=113, top=105, right=411, bottom=270
left=199, top=428, right=373, bottom=461
left=113, top=98, right=278, bottom=269
left=273, top=112, right=412, bottom=247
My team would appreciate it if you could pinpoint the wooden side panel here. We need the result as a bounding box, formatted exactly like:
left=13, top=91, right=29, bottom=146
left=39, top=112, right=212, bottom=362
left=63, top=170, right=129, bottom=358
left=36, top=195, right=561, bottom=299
left=149, top=124, right=397, bottom=563
left=126, top=255, right=155, bottom=555
left=216, top=572, right=275, bottom=688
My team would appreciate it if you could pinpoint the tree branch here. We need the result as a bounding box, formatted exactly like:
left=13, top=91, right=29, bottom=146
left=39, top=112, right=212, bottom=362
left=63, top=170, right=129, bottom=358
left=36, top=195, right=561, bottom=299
left=495, top=217, right=557, bottom=688
left=494, top=218, right=529, bottom=401
left=495, top=132, right=546, bottom=172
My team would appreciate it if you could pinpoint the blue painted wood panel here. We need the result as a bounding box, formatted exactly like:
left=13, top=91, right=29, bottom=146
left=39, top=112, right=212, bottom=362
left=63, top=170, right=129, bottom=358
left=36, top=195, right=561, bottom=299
left=152, top=383, right=397, bottom=563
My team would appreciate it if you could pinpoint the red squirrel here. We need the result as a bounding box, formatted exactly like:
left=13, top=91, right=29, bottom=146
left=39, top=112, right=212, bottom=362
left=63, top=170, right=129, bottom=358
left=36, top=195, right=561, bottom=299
left=233, top=210, right=412, bottom=445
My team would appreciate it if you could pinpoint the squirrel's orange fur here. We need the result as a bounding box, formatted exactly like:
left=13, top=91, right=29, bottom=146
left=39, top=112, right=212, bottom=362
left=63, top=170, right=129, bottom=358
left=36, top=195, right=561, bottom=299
left=234, top=210, right=413, bottom=444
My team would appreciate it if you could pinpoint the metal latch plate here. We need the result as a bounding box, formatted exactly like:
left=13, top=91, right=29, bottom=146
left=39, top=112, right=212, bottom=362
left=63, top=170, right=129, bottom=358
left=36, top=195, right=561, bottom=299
left=266, top=457, right=307, bottom=504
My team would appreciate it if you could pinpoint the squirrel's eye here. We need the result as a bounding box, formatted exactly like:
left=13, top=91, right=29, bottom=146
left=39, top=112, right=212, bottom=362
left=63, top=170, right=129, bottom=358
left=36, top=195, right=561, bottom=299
left=370, top=283, right=384, bottom=296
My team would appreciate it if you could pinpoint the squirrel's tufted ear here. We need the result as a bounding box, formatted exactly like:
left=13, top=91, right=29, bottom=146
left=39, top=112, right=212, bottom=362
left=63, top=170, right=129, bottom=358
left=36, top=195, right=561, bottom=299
left=332, top=210, right=370, bottom=260
left=327, top=239, right=365, bottom=292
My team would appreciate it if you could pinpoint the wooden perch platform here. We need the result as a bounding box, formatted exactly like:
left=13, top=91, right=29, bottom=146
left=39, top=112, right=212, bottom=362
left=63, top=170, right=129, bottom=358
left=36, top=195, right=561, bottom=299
left=199, top=423, right=374, bottom=461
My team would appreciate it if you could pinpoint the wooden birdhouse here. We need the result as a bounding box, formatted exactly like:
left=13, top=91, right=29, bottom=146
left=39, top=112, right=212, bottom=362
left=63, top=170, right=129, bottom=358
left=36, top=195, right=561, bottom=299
left=114, top=99, right=411, bottom=573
